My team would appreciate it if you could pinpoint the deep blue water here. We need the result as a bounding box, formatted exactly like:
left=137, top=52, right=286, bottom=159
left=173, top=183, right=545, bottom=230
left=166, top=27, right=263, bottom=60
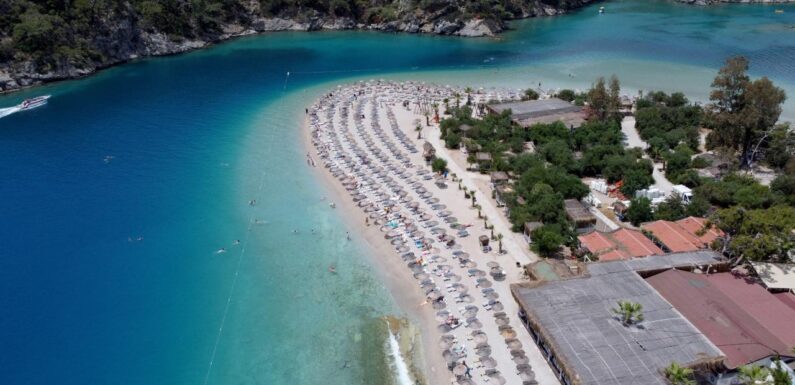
left=1, top=1, right=795, bottom=384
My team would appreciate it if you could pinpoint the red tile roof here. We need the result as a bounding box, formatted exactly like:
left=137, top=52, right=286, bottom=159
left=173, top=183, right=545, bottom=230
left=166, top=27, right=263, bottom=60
left=647, top=270, right=795, bottom=368
left=676, top=216, right=723, bottom=245
left=611, top=228, right=664, bottom=257
left=579, top=228, right=663, bottom=261
left=641, top=218, right=721, bottom=253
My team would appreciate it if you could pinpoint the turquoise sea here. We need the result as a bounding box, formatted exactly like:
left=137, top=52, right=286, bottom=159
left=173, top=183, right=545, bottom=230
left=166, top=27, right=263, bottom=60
left=1, top=1, right=794, bottom=384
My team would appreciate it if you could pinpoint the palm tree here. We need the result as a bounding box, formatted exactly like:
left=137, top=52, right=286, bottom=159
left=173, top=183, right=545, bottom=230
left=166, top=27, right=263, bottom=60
left=471, top=193, right=477, bottom=208
left=464, top=87, right=473, bottom=106
left=612, top=300, right=644, bottom=326
left=738, top=364, right=770, bottom=385
left=664, top=362, right=695, bottom=385
left=423, top=110, right=430, bottom=126
left=497, top=233, right=504, bottom=254
left=476, top=204, right=482, bottom=219
left=483, top=215, right=488, bottom=229
left=415, top=123, right=423, bottom=139
left=432, top=103, right=439, bottom=123
left=489, top=225, right=494, bottom=240
left=454, top=92, right=461, bottom=108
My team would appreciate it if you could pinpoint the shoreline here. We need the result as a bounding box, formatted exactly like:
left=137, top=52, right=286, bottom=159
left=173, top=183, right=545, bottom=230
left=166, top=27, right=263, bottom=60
left=299, top=112, right=451, bottom=385
left=301, top=80, right=563, bottom=385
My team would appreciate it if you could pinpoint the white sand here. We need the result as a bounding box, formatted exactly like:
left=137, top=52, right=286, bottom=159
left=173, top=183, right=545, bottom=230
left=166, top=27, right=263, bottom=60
left=303, top=81, right=561, bottom=385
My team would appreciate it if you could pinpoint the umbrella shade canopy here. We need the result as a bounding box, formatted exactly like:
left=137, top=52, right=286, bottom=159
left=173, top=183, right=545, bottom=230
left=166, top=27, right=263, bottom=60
left=453, top=364, right=467, bottom=376
left=472, top=331, right=488, bottom=344
left=479, top=357, right=497, bottom=369
left=501, top=328, right=517, bottom=339
left=506, top=339, right=522, bottom=350
left=436, top=311, right=450, bottom=322
left=513, top=355, right=529, bottom=365
left=465, top=317, right=483, bottom=329
left=479, top=235, right=490, bottom=245
left=476, top=278, right=492, bottom=288
left=491, top=302, right=504, bottom=311
left=475, top=344, right=492, bottom=357
left=487, top=261, right=500, bottom=268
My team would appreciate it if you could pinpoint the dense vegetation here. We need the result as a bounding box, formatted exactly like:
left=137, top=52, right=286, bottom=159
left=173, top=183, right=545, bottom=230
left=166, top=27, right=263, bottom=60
left=628, top=58, right=794, bottom=263
left=0, top=0, right=593, bottom=80
left=439, top=58, right=794, bottom=261
left=439, top=76, right=654, bottom=255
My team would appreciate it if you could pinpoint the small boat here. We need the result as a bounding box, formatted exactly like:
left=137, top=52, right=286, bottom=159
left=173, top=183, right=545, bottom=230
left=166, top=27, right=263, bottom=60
left=599, top=6, right=605, bottom=14
left=19, top=95, right=50, bottom=110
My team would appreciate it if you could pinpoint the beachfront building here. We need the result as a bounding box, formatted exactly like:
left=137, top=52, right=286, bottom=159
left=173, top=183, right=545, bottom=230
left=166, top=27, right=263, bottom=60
left=475, top=152, right=492, bottom=166
left=486, top=98, right=586, bottom=128
left=647, top=269, right=795, bottom=383
left=523, top=221, right=543, bottom=244
left=578, top=228, right=663, bottom=261
left=494, top=184, right=514, bottom=208
left=641, top=216, right=723, bottom=253
left=489, top=171, right=510, bottom=186
left=564, top=199, right=596, bottom=234
left=512, top=251, right=727, bottom=385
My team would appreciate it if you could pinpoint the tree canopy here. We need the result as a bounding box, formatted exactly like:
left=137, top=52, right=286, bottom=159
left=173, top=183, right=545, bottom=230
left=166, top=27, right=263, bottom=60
left=706, top=56, right=787, bottom=168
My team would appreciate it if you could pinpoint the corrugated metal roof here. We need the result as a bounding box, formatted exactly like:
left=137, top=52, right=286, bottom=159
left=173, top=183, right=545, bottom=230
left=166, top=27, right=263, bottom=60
left=647, top=270, right=795, bottom=368
left=750, top=262, right=795, bottom=291
left=513, top=252, right=725, bottom=385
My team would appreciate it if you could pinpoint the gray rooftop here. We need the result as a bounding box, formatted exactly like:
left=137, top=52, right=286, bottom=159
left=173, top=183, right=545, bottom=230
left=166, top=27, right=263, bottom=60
left=513, top=251, right=725, bottom=385
left=489, top=98, right=582, bottom=121
left=586, top=250, right=724, bottom=277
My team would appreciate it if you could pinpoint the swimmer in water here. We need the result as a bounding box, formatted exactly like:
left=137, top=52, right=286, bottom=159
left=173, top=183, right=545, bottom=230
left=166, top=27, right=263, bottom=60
left=249, top=200, right=256, bottom=206
left=328, top=265, right=337, bottom=274
left=216, top=248, right=226, bottom=254
left=233, top=240, right=241, bottom=245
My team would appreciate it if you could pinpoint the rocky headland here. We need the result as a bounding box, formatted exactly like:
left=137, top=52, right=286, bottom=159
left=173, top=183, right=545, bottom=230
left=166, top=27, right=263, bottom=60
left=0, top=0, right=597, bottom=93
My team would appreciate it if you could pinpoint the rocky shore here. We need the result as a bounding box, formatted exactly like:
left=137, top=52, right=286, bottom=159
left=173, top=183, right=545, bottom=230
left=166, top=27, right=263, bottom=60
left=0, top=0, right=596, bottom=94
left=678, top=0, right=794, bottom=4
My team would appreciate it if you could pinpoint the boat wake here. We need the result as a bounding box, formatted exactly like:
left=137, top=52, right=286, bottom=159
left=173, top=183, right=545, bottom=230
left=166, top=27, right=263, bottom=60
left=0, top=95, right=50, bottom=119
left=385, top=320, right=414, bottom=385
left=0, top=106, right=21, bottom=119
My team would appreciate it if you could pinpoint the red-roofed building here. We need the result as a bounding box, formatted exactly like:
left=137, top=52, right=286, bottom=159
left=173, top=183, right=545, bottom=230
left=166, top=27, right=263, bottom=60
left=578, top=228, right=663, bottom=261
left=775, top=292, right=795, bottom=312
left=641, top=217, right=723, bottom=253
left=647, top=270, right=795, bottom=369
left=676, top=216, right=723, bottom=245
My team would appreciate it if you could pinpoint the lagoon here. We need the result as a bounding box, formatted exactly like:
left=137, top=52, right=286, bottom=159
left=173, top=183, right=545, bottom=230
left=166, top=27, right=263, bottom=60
left=1, top=1, right=794, bottom=384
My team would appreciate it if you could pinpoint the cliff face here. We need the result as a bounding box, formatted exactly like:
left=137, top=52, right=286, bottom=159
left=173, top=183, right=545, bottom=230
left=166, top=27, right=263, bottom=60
left=0, top=0, right=597, bottom=93
left=678, top=0, right=794, bottom=4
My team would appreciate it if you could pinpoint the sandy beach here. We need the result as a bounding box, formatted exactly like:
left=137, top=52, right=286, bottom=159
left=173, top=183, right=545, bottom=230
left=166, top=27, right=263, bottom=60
left=301, top=80, right=561, bottom=385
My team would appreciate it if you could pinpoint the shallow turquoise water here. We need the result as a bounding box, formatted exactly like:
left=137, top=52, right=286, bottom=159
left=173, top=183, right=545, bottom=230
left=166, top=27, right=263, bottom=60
left=1, top=1, right=794, bottom=384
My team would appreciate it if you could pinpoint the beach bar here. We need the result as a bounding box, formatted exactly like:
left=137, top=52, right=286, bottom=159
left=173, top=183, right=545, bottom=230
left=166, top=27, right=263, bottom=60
left=511, top=251, right=728, bottom=385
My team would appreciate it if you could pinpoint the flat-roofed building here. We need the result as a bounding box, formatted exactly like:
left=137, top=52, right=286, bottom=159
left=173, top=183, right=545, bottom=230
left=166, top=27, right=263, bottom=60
left=512, top=251, right=727, bottom=385
left=749, top=262, right=795, bottom=293
left=487, top=98, right=586, bottom=128
left=564, top=199, right=596, bottom=234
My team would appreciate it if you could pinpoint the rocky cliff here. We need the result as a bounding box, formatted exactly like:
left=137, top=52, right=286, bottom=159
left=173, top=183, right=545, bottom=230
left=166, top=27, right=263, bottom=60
left=0, top=0, right=597, bottom=93
left=678, top=0, right=794, bottom=4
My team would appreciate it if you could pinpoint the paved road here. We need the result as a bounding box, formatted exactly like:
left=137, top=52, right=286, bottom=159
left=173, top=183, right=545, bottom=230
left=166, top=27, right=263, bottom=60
left=621, top=116, right=674, bottom=195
